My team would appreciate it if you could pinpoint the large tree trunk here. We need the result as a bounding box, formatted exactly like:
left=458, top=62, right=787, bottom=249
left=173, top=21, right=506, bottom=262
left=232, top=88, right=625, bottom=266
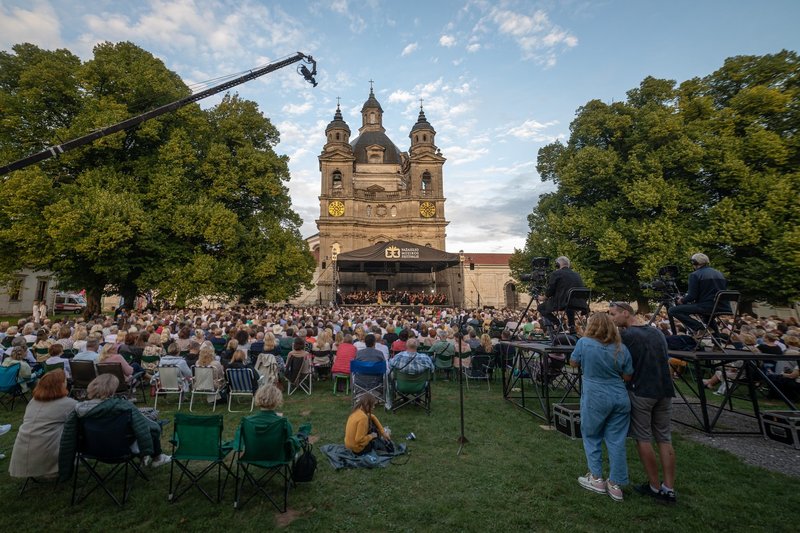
left=739, top=299, right=754, bottom=317
left=636, top=297, right=651, bottom=315
left=120, top=283, right=137, bottom=312
left=84, top=286, right=102, bottom=319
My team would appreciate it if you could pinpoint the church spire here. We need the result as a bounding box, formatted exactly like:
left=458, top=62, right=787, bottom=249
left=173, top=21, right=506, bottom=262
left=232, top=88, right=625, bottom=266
left=360, top=81, right=384, bottom=131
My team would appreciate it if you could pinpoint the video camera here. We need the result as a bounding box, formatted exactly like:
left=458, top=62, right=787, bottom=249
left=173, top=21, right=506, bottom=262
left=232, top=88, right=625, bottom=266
left=640, top=265, right=681, bottom=305
left=519, top=257, right=551, bottom=295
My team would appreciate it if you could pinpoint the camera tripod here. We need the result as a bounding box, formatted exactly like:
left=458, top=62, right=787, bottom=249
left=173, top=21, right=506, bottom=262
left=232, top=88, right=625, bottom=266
left=648, top=297, right=677, bottom=334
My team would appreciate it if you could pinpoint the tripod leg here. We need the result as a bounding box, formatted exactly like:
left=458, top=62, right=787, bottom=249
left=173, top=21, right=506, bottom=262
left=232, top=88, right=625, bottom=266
left=510, top=295, right=538, bottom=340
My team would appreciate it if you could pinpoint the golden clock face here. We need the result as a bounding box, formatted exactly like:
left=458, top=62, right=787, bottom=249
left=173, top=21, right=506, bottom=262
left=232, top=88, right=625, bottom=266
left=420, top=201, right=436, bottom=218
left=328, top=200, right=345, bottom=217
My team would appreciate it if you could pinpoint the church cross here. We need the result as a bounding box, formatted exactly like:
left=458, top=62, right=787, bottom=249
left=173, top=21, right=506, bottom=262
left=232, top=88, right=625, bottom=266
left=369, top=79, right=374, bottom=91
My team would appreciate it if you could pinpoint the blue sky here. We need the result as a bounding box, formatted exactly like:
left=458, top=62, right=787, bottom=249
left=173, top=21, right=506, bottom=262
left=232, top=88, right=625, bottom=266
left=2, top=0, right=799, bottom=253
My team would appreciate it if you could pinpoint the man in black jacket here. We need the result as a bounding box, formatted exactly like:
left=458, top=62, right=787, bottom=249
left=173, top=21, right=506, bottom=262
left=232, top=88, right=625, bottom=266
left=537, top=256, right=587, bottom=334
left=668, top=253, right=729, bottom=335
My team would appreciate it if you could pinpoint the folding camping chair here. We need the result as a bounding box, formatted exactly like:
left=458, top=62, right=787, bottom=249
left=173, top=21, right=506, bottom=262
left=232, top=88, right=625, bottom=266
left=97, top=362, right=146, bottom=404
left=190, top=366, right=223, bottom=412
left=154, top=365, right=183, bottom=411
left=692, top=290, right=741, bottom=352
left=233, top=416, right=299, bottom=512
left=0, top=365, right=29, bottom=411
left=350, top=359, right=387, bottom=408
left=287, top=356, right=313, bottom=396
left=225, top=368, right=256, bottom=413
left=71, top=412, right=149, bottom=507
left=463, top=354, right=491, bottom=391
left=69, top=360, right=97, bottom=400
left=168, top=413, right=234, bottom=503
left=391, top=369, right=432, bottom=415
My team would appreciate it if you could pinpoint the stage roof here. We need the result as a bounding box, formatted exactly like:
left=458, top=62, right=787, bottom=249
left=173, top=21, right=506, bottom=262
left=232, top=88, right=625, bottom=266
left=335, top=240, right=460, bottom=273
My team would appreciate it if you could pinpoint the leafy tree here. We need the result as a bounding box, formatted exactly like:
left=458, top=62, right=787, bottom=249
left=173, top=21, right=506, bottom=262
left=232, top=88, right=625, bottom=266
left=0, top=42, right=314, bottom=314
left=517, top=51, right=800, bottom=311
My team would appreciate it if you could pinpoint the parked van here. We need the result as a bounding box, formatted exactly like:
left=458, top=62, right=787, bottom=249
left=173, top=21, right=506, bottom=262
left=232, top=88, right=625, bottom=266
left=55, top=293, right=86, bottom=314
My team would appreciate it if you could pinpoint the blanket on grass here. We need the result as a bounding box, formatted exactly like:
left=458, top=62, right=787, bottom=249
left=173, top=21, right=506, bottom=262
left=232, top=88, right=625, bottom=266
left=319, top=443, right=406, bottom=470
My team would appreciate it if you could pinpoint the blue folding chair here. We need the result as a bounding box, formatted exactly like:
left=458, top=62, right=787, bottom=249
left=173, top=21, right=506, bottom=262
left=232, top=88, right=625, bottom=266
left=350, top=360, right=387, bottom=408
left=226, top=368, right=257, bottom=413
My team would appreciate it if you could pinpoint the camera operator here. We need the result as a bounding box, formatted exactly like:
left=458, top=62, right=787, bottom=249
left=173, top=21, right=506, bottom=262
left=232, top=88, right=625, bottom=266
left=667, top=253, right=729, bottom=336
left=537, top=256, right=587, bottom=335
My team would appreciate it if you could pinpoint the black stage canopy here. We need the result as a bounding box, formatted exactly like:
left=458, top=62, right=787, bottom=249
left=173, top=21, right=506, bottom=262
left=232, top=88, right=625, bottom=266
left=335, top=240, right=460, bottom=273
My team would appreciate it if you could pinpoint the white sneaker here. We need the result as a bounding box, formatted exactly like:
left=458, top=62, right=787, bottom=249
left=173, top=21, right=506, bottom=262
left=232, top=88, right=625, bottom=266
left=0, top=424, right=11, bottom=436
left=150, top=454, right=172, bottom=468
left=606, top=480, right=624, bottom=501
left=578, top=472, right=606, bottom=494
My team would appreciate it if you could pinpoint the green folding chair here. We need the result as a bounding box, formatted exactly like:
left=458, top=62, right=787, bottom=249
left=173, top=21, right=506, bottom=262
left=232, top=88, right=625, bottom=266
left=392, top=369, right=432, bottom=415
left=233, top=416, right=299, bottom=512
left=168, top=413, right=234, bottom=503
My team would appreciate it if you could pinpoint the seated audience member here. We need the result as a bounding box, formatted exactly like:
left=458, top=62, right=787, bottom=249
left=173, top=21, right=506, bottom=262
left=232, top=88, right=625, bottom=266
left=452, top=333, right=472, bottom=369
left=44, top=344, right=72, bottom=380
left=390, top=329, right=409, bottom=354
left=196, top=345, right=226, bottom=403
left=220, top=339, right=239, bottom=368
left=2, top=346, right=35, bottom=391
left=430, top=330, right=455, bottom=361
left=227, top=349, right=259, bottom=392
left=58, top=374, right=171, bottom=481
left=354, top=334, right=387, bottom=389
left=285, top=338, right=312, bottom=385
left=73, top=337, right=101, bottom=363
left=97, top=344, right=134, bottom=383
left=32, top=329, right=52, bottom=360
left=159, top=343, right=193, bottom=391
left=9, top=370, right=77, bottom=480
left=185, top=340, right=201, bottom=368
left=7, top=336, right=35, bottom=364
left=466, top=329, right=481, bottom=351
left=236, top=384, right=300, bottom=457
left=53, top=326, right=74, bottom=350
left=345, top=394, right=391, bottom=456
left=389, top=338, right=434, bottom=375
left=331, top=334, right=357, bottom=378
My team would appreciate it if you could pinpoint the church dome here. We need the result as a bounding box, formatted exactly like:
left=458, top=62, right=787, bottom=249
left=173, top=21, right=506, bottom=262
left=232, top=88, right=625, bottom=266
left=410, top=106, right=435, bottom=133
left=325, top=104, right=350, bottom=134
left=361, top=87, right=383, bottom=112
left=349, top=131, right=402, bottom=164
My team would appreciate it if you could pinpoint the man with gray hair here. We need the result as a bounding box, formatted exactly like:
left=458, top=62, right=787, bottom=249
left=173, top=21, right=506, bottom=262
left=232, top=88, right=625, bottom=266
left=73, top=337, right=101, bottom=363
left=537, top=256, right=587, bottom=335
left=668, top=253, right=729, bottom=335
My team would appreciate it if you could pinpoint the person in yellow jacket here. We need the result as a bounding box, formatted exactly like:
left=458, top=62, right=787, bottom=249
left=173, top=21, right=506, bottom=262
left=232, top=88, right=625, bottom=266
left=345, top=395, right=391, bottom=455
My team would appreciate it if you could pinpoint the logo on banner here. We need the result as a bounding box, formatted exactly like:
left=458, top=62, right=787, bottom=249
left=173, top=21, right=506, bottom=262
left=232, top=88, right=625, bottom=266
left=385, top=246, right=400, bottom=258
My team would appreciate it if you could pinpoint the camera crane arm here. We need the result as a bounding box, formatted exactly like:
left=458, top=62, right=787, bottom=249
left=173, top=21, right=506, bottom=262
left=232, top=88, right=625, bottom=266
left=0, top=52, right=318, bottom=176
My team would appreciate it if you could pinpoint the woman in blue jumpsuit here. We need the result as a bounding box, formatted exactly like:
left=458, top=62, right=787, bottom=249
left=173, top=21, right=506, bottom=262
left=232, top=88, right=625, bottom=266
left=570, top=312, right=633, bottom=501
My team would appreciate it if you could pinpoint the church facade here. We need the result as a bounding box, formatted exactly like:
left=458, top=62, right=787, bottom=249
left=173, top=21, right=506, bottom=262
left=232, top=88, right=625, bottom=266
left=291, top=87, right=528, bottom=310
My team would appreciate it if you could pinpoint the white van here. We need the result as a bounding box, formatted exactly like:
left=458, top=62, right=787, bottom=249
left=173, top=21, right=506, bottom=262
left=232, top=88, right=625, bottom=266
left=55, top=293, right=86, bottom=314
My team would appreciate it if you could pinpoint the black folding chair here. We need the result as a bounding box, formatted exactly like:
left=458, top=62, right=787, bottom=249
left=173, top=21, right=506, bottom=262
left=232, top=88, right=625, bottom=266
left=97, top=362, right=147, bottom=404
left=693, top=290, right=741, bottom=352
left=71, top=412, right=149, bottom=507
left=69, top=360, right=97, bottom=400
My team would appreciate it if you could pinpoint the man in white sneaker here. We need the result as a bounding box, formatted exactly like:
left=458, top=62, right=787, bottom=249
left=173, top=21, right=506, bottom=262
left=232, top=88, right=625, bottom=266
left=609, top=302, right=677, bottom=504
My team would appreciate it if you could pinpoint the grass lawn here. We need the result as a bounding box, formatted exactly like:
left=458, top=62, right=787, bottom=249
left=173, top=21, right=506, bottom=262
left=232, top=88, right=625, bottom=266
left=0, top=375, right=798, bottom=532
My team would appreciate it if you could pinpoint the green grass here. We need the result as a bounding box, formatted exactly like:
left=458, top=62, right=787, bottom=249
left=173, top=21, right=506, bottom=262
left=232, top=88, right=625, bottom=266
left=1, top=376, right=798, bottom=532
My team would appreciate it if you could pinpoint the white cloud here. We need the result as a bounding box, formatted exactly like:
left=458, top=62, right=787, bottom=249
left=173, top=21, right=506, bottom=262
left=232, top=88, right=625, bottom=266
left=0, top=1, right=63, bottom=50
left=388, top=90, right=415, bottom=103
left=505, top=119, right=560, bottom=141
left=441, top=145, right=488, bottom=165
left=439, top=34, right=456, bottom=47
left=401, top=42, right=418, bottom=56
left=282, top=101, right=313, bottom=114
left=464, top=5, right=577, bottom=66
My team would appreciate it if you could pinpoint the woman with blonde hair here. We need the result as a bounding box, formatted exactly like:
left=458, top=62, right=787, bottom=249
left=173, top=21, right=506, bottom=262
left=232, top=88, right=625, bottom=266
left=196, top=345, right=225, bottom=403
left=98, top=343, right=135, bottom=383
left=569, top=312, right=633, bottom=502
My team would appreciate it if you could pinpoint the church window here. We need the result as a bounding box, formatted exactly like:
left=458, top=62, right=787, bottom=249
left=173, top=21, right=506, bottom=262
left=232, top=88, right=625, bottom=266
left=366, top=205, right=372, bottom=217
left=390, top=205, right=397, bottom=217
left=425, top=243, right=431, bottom=247
left=332, top=170, right=342, bottom=188
left=415, top=135, right=419, bottom=142
left=336, top=132, right=340, bottom=140
left=423, top=134, right=427, bottom=142
left=421, top=172, right=431, bottom=191
left=369, top=112, right=376, bottom=124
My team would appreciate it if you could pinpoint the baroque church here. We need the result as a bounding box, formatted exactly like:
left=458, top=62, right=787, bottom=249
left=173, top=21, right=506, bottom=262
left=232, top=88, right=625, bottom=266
left=292, top=87, right=528, bottom=310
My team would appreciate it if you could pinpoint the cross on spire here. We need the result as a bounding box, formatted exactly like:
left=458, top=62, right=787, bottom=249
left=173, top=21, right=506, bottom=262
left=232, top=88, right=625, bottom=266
left=336, top=96, right=341, bottom=107
left=419, top=97, right=424, bottom=110
left=369, top=79, right=374, bottom=91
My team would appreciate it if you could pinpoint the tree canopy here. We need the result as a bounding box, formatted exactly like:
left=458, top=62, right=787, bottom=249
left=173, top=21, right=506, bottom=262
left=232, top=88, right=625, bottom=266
left=0, top=42, right=314, bottom=313
left=513, top=51, right=800, bottom=310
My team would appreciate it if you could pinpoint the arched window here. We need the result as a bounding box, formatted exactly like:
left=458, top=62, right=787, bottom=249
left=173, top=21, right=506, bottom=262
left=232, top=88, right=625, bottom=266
left=366, top=205, right=372, bottom=217
left=369, top=112, right=376, bottom=124
left=390, top=205, right=397, bottom=217
left=332, top=170, right=342, bottom=188
left=336, top=132, right=340, bottom=140
left=423, top=134, right=427, bottom=142
left=421, top=171, right=431, bottom=190
left=415, top=135, right=419, bottom=142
